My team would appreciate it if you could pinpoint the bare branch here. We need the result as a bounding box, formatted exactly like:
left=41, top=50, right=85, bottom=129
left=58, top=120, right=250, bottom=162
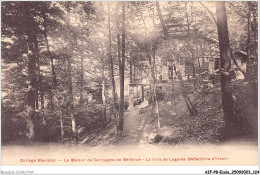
left=156, top=1, right=168, bottom=39
left=199, top=2, right=217, bottom=25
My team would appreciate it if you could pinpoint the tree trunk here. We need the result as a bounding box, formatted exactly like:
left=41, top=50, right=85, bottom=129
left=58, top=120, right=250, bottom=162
left=44, top=32, right=56, bottom=109
left=35, top=89, right=39, bottom=110
left=59, top=107, right=64, bottom=142
left=152, top=48, right=160, bottom=130
left=108, top=3, right=117, bottom=122
left=246, top=2, right=251, bottom=58
left=27, top=45, right=36, bottom=140
left=252, top=4, right=257, bottom=57
left=40, top=89, right=45, bottom=125
left=68, top=56, right=77, bottom=141
left=130, top=59, right=133, bottom=83
left=24, top=4, right=38, bottom=140
left=80, top=56, right=84, bottom=104
left=192, top=63, right=196, bottom=87
left=170, top=64, right=176, bottom=104
left=195, top=13, right=202, bottom=78
left=40, top=91, right=44, bottom=109
left=101, top=56, right=107, bottom=128
left=246, top=3, right=252, bottom=79
left=42, top=6, right=57, bottom=109
left=26, top=118, right=35, bottom=141
left=26, top=35, right=37, bottom=140
left=215, top=2, right=235, bottom=124
left=147, top=45, right=160, bottom=131
left=117, top=2, right=126, bottom=136
left=156, top=1, right=168, bottom=39
left=35, top=35, right=40, bottom=111
left=116, top=3, right=121, bottom=133
left=185, top=3, right=196, bottom=88
left=66, top=8, right=77, bottom=142
left=57, top=99, right=64, bottom=141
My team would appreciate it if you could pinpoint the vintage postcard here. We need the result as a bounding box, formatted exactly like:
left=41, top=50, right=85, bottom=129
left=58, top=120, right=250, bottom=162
left=1, top=0, right=258, bottom=173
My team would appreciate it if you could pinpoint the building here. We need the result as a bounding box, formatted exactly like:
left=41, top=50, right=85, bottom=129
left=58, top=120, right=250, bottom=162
left=113, top=53, right=220, bottom=109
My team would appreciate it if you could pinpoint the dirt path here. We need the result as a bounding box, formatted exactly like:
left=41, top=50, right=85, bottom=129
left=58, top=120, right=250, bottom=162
left=120, top=89, right=190, bottom=145
left=121, top=101, right=148, bottom=144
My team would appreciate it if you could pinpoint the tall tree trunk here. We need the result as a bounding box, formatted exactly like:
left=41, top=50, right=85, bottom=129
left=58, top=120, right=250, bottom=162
left=247, top=16, right=251, bottom=58
left=42, top=7, right=57, bottom=109
left=108, top=3, right=117, bottom=122
left=68, top=57, right=77, bottom=141
left=130, top=59, right=133, bottom=83
left=60, top=114, right=64, bottom=142
left=66, top=8, right=77, bottom=142
left=147, top=45, right=160, bottom=130
left=35, top=89, right=39, bottom=110
left=171, top=63, right=176, bottom=104
left=101, top=56, right=107, bottom=128
left=40, top=91, right=44, bottom=110
left=246, top=3, right=252, bottom=79
left=116, top=2, right=121, bottom=70
left=117, top=1, right=126, bottom=136
left=40, top=87, right=45, bottom=125
left=80, top=56, right=84, bottom=104
left=57, top=104, right=64, bottom=142
left=151, top=47, right=160, bottom=130
left=215, top=2, right=235, bottom=125
left=26, top=34, right=37, bottom=140
left=185, top=2, right=196, bottom=88
left=24, top=3, right=38, bottom=140
left=35, top=34, right=40, bottom=111
left=195, top=13, right=202, bottom=78
left=116, top=2, right=121, bottom=132
left=44, top=31, right=56, bottom=109
left=252, top=4, right=257, bottom=57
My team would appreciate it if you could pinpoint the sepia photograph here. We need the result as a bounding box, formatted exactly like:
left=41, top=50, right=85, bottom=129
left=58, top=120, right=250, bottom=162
left=1, top=0, right=258, bottom=173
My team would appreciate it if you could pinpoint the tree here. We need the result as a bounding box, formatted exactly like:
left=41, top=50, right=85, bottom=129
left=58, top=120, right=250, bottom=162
left=1, top=2, right=43, bottom=140
left=107, top=3, right=118, bottom=124
left=156, top=1, right=168, bottom=39
left=215, top=2, right=235, bottom=125
left=64, top=2, right=80, bottom=142
left=227, top=1, right=258, bottom=80
left=117, top=1, right=126, bottom=136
